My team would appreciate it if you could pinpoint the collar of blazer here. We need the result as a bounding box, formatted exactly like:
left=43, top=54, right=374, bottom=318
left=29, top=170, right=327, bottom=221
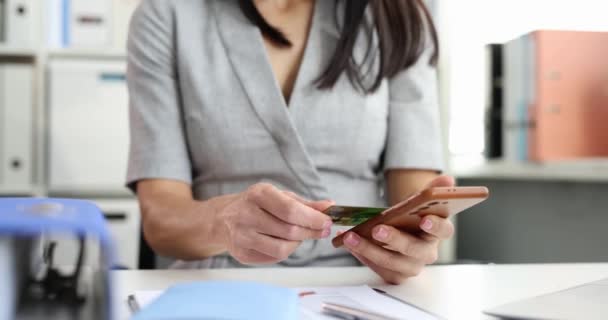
left=211, top=0, right=334, bottom=200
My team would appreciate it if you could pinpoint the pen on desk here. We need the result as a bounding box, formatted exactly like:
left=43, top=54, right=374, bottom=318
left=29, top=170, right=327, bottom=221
left=127, top=294, right=140, bottom=314
left=372, top=288, right=445, bottom=320
left=322, top=302, right=399, bottom=320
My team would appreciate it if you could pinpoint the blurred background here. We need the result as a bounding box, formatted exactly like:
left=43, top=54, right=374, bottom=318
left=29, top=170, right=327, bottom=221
left=1, top=0, right=607, bottom=269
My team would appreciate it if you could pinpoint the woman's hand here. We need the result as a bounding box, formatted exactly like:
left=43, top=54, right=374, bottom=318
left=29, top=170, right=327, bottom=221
left=215, top=183, right=334, bottom=265
left=342, top=176, right=456, bottom=284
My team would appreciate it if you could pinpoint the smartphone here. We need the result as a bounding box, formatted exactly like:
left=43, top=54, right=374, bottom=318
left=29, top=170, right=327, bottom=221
left=330, top=186, right=489, bottom=248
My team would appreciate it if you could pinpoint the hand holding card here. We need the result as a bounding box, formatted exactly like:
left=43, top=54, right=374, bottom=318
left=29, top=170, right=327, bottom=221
left=323, top=206, right=386, bottom=226
left=327, top=186, right=489, bottom=248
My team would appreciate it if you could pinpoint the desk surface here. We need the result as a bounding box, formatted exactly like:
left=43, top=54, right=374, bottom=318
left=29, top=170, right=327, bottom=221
left=114, top=263, right=608, bottom=319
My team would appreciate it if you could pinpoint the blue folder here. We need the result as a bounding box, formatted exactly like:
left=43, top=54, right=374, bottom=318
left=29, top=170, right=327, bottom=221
left=131, top=281, right=299, bottom=320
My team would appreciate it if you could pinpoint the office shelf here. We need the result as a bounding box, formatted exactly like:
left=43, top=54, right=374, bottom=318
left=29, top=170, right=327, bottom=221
left=0, top=185, right=40, bottom=196
left=0, top=46, right=38, bottom=57
left=452, top=158, right=608, bottom=183
left=0, top=47, right=127, bottom=59
left=47, top=48, right=127, bottom=59
left=47, top=187, right=133, bottom=198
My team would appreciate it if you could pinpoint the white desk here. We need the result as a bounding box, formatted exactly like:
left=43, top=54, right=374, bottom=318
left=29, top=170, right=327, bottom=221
left=114, top=263, right=608, bottom=319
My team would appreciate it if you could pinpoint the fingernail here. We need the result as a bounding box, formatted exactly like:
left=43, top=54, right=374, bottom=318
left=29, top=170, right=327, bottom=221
left=344, top=233, right=360, bottom=247
left=421, top=219, right=433, bottom=231
left=323, top=220, right=333, bottom=229
left=374, top=226, right=389, bottom=241
left=321, top=228, right=331, bottom=238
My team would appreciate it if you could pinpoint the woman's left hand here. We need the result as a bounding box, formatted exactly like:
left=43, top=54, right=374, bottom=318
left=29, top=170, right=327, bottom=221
left=343, top=176, right=456, bottom=284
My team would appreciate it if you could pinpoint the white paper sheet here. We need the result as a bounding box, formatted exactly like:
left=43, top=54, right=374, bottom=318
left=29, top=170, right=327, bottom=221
left=130, top=285, right=439, bottom=320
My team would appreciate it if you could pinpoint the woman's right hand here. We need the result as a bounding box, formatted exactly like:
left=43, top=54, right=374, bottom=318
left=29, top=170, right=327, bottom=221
left=214, top=183, right=334, bottom=265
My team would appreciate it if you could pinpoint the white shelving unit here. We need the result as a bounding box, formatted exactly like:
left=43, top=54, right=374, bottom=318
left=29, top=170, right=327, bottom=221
left=452, top=158, right=608, bottom=183
left=0, top=45, right=139, bottom=268
left=0, top=46, right=129, bottom=197
left=0, top=185, right=43, bottom=197
left=0, top=46, right=39, bottom=57
left=47, top=48, right=127, bottom=59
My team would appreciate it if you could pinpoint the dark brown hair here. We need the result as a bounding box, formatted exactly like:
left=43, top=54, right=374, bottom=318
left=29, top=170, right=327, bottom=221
left=239, top=0, right=439, bottom=94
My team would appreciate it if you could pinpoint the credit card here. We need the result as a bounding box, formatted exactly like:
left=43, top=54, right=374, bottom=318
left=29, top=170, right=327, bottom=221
left=323, top=206, right=387, bottom=226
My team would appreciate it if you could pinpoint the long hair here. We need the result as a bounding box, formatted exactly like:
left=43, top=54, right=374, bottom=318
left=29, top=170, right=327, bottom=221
left=238, top=0, right=439, bottom=94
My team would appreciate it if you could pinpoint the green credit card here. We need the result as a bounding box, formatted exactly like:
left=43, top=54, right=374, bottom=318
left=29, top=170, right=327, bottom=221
left=323, top=206, right=387, bottom=226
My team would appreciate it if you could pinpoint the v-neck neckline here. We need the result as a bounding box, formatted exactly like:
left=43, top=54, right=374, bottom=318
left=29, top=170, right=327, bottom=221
left=259, top=0, right=319, bottom=110
left=212, top=0, right=332, bottom=200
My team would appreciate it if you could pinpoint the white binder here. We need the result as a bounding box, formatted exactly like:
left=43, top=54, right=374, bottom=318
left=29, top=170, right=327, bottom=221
left=0, top=63, right=34, bottom=190
left=69, top=0, right=112, bottom=47
left=48, top=59, right=129, bottom=194
left=4, top=0, right=38, bottom=47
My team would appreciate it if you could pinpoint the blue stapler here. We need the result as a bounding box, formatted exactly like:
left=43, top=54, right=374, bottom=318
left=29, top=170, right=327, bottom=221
left=0, top=198, right=116, bottom=320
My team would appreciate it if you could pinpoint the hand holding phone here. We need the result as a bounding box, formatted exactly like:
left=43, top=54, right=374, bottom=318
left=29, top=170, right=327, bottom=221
left=328, top=186, right=489, bottom=248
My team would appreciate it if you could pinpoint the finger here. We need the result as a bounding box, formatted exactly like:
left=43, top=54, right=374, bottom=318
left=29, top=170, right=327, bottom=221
left=306, top=200, right=335, bottom=212
left=343, top=232, right=420, bottom=274
left=350, top=251, right=414, bottom=285
left=247, top=184, right=332, bottom=230
left=419, top=215, right=455, bottom=240
left=350, top=250, right=372, bottom=267
left=283, top=191, right=311, bottom=203
left=245, top=232, right=300, bottom=261
left=233, top=248, right=280, bottom=265
left=283, top=191, right=335, bottom=212
left=425, top=175, right=456, bottom=188
left=252, top=207, right=330, bottom=241
left=370, top=225, right=439, bottom=264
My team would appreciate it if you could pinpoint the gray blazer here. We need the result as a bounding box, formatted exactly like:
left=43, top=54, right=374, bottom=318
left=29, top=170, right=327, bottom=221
left=126, top=0, right=444, bottom=268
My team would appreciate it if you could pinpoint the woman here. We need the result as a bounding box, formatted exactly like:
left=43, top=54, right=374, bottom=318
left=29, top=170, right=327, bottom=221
left=126, top=0, right=454, bottom=284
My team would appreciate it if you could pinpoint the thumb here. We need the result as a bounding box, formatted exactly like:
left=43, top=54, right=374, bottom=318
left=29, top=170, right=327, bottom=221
left=307, top=199, right=335, bottom=212
left=283, top=191, right=335, bottom=212
left=425, top=175, right=456, bottom=188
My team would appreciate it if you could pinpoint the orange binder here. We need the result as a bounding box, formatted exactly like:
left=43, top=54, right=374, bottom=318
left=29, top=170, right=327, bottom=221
left=528, top=30, right=608, bottom=162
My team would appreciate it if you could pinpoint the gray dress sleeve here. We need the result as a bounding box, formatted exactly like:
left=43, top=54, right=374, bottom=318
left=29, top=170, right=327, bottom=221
left=384, top=49, right=445, bottom=172
left=125, top=0, right=192, bottom=192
